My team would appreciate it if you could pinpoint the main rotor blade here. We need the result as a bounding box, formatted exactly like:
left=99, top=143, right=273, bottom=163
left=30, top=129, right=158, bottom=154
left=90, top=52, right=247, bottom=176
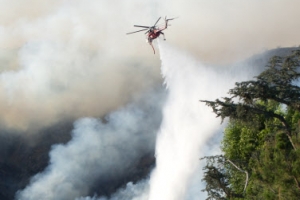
left=126, top=28, right=148, bottom=35
left=134, top=25, right=151, bottom=28
left=153, top=17, right=161, bottom=27
left=166, top=17, right=177, bottom=21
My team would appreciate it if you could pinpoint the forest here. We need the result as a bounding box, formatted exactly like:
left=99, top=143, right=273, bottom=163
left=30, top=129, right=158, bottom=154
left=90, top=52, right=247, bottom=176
left=201, top=49, right=300, bottom=199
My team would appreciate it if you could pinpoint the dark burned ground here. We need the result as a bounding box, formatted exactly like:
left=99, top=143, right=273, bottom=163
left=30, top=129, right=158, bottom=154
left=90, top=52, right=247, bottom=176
left=0, top=121, right=156, bottom=200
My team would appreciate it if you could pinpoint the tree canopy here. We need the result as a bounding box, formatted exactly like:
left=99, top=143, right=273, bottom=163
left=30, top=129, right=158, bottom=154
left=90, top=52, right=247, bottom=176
left=201, top=49, right=300, bottom=199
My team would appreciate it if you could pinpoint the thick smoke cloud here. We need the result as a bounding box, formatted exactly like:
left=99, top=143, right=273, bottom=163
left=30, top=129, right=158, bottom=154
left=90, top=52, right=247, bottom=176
left=0, top=0, right=300, bottom=132
left=0, top=0, right=162, bottom=132
left=16, top=88, right=164, bottom=200
left=0, top=0, right=300, bottom=130
left=1, top=0, right=300, bottom=199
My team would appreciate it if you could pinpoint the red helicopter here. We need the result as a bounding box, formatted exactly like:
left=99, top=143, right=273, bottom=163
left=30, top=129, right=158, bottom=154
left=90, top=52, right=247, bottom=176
left=126, top=16, right=176, bottom=54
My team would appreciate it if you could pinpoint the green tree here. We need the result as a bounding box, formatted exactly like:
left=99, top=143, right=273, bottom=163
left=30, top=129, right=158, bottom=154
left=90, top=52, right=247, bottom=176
left=202, top=50, right=300, bottom=150
left=201, top=49, right=300, bottom=199
left=201, top=155, right=246, bottom=199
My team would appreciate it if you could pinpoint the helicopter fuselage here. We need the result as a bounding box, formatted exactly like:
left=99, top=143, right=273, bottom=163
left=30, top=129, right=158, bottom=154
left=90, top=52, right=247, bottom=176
left=147, top=30, right=161, bottom=42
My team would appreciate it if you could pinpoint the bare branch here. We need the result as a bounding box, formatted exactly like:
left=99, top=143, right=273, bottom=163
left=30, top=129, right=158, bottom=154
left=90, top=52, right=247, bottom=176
left=226, top=158, right=249, bottom=193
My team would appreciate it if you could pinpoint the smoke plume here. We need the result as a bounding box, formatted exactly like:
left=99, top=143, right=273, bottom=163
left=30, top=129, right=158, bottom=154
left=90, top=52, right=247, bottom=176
left=0, top=0, right=299, bottom=132
left=16, top=88, right=164, bottom=200
left=0, top=0, right=162, bottom=132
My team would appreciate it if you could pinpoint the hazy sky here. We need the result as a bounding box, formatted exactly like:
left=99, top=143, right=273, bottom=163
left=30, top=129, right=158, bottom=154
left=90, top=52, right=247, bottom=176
left=0, top=0, right=299, bottom=131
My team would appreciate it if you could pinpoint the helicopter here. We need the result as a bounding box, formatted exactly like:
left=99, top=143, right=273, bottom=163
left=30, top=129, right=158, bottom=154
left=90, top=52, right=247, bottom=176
left=126, top=16, right=176, bottom=54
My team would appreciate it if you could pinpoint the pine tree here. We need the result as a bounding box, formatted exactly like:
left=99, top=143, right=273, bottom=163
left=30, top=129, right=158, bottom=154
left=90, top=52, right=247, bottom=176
left=201, top=49, right=300, bottom=199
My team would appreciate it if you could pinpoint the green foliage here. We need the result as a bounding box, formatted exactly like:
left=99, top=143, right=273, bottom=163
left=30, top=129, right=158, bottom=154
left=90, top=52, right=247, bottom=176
left=202, top=164, right=229, bottom=199
left=201, top=155, right=245, bottom=200
left=249, top=136, right=300, bottom=199
left=201, top=49, right=300, bottom=199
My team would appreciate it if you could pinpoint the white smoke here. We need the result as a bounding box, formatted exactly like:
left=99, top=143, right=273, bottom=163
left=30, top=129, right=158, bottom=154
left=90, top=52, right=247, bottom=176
left=16, top=88, right=164, bottom=200
left=0, top=0, right=162, bottom=132
left=76, top=180, right=149, bottom=200
left=1, top=0, right=300, bottom=132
